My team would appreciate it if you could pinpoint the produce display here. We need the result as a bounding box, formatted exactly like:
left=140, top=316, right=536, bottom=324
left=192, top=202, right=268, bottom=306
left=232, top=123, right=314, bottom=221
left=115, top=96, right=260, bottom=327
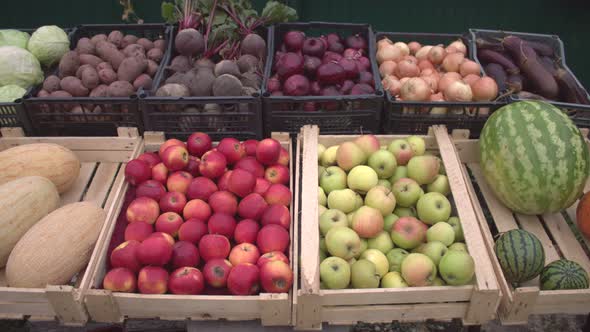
left=540, top=259, right=589, bottom=290
left=376, top=36, right=499, bottom=113
left=104, top=133, right=294, bottom=295
left=475, top=35, right=590, bottom=104
left=317, top=134, right=475, bottom=289
left=479, top=100, right=590, bottom=215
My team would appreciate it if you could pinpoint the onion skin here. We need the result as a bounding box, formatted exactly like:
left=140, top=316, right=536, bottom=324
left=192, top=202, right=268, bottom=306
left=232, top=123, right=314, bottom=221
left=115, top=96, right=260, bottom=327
left=376, top=44, right=403, bottom=64
left=418, top=60, right=435, bottom=71
left=430, top=92, right=444, bottom=101
left=382, top=75, right=401, bottom=96
left=402, top=55, right=418, bottom=65
left=449, top=39, right=467, bottom=55
left=428, top=46, right=447, bottom=65
left=438, top=72, right=462, bottom=93
left=408, top=42, right=422, bottom=55
left=400, top=77, right=431, bottom=101
left=472, top=77, right=498, bottom=101
left=379, top=61, right=397, bottom=77
left=415, top=46, right=433, bottom=61
left=441, top=53, right=465, bottom=73
left=422, top=75, right=439, bottom=93
left=459, top=60, right=481, bottom=77
left=393, top=42, right=410, bottom=56
left=444, top=81, right=473, bottom=102
left=396, top=59, right=420, bottom=78
left=462, top=74, right=481, bottom=88
left=377, top=37, right=393, bottom=50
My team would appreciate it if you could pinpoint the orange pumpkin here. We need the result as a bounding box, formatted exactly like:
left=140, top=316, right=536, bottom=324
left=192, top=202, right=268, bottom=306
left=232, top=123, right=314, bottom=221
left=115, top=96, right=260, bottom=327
left=576, top=192, right=590, bottom=239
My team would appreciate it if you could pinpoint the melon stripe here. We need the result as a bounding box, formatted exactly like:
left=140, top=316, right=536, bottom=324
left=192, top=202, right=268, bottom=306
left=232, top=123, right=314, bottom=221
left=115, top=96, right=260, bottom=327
left=495, top=229, right=545, bottom=284
left=540, top=259, right=589, bottom=290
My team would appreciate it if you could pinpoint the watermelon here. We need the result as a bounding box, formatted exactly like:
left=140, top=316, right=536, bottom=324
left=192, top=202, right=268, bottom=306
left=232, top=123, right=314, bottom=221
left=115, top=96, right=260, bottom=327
left=540, top=259, right=589, bottom=290
left=479, top=101, right=590, bottom=215
left=495, top=229, right=545, bottom=284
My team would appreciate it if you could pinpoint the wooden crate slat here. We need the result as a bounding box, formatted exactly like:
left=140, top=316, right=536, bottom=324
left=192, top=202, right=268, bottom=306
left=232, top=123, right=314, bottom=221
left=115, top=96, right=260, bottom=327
left=317, top=135, right=438, bottom=149
left=74, top=150, right=138, bottom=163
left=498, top=287, right=538, bottom=324
left=45, top=285, right=87, bottom=324
left=0, top=302, right=54, bottom=316
left=320, top=286, right=473, bottom=306
left=59, top=162, right=97, bottom=207
left=543, top=213, right=590, bottom=273
left=534, top=290, right=590, bottom=315
left=515, top=214, right=560, bottom=264
left=0, top=137, right=139, bottom=151
left=291, top=135, right=301, bottom=326
left=0, top=288, right=50, bottom=303
left=83, top=163, right=120, bottom=207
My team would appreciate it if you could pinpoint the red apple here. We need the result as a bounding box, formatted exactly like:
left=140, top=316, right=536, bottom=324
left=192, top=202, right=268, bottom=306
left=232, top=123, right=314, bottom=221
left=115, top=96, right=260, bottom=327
left=260, top=260, right=293, bottom=293
left=217, top=137, right=246, bottom=164
left=124, top=221, right=153, bottom=242
left=187, top=132, right=212, bottom=157
left=159, top=192, right=187, bottom=214
left=208, top=213, right=237, bottom=238
left=171, top=241, right=200, bottom=269
left=235, top=157, right=265, bottom=178
left=228, top=168, right=256, bottom=198
left=261, top=204, right=290, bottom=229
left=264, top=164, right=289, bottom=185
left=136, top=180, right=166, bottom=201
left=209, top=190, right=238, bottom=215
left=162, top=145, right=190, bottom=171
left=178, top=219, right=207, bottom=244
left=185, top=156, right=200, bottom=177
left=277, top=147, right=289, bottom=167
left=149, top=231, right=175, bottom=246
left=227, top=263, right=259, bottom=295
left=257, top=251, right=289, bottom=268
left=238, top=193, right=268, bottom=220
left=199, top=150, right=227, bottom=179
left=110, top=240, right=141, bottom=272
left=155, top=212, right=184, bottom=237
left=187, top=176, right=218, bottom=201
left=136, top=236, right=173, bottom=266
left=229, top=243, right=260, bottom=266
left=138, top=266, right=168, bottom=294
left=168, top=267, right=205, bottom=295
left=158, top=139, right=185, bottom=158
left=243, top=139, right=258, bottom=156
left=198, top=234, right=231, bottom=261
left=166, top=171, right=193, bottom=194
left=234, top=219, right=260, bottom=244
left=203, top=258, right=232, bottom=288
left=103, top=267, right=136, bottom=293
left=264, top=184, right=291, bottom=206
left=257, top=224, right=290, bottom=254
left=256, top=138, right=281, bottom=166
left=125, top=159, right=151, bottom=185
left=254, top=178, right=271, bottom=196
left=217, top=170, right=232, bottom=191
left=138, top=152, right=161, bottom=168
left=183, top=199, right=212, bottom=221
left=152, top=162, right=169, bottom=184
left=127, top=197, right=160, bottom=224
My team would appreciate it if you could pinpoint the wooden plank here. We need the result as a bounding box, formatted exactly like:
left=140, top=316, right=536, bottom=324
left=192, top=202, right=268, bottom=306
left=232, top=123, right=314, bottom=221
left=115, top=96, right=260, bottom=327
left=74, top=150, right=138, bottom=163
left=454, top=140, right=479, bottom=164
left=259, top=293, right=291, bottom=326
left=0, top=288, right=50, bottom=303
left=83, top=162, right=120, bottom=207
left=0, top=302, right=54, bottom=316
left=320, top=286, right=473, bottom=306
left=464, top=289, right=500, bottom=325
left=498, top=287, right=538, bottom=325
left=543, top=213, right=590, bottom=274
left=295, top=291, right=322, bottom=330
left=0, top=136, right=139, bottom=151
left=534, top=290, right=590, bottom=315
left=59, top=162, right=97, bottom=207
left=117, top=127, right=140, bottom=138
left=45, top=285, right=87, bottom=324
left=291, top=136, right=301, bottom=327
left=84, top=290, right=124, bottom=323
left=0, top=127, right=25, bottom=137
left=515, top=214, right=560, bottom=264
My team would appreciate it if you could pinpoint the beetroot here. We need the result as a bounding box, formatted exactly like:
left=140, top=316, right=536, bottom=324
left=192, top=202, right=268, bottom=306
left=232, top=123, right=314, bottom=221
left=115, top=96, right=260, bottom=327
left=358, top=71, right=374, bottom=86
left=302, top=38, right=326, bottom=57
left=346, top=34, right=367, bottom=50
left=317, top=63, right=346, bottom=85
left=304, top=56, right=322, bottom=76
left=340, top=80, right=355, bottom=94
left=283, top=74, right=310, bottom=96
left=339, top=58, right=359, bottom=79
left=241, top=33, right=266, bottom=58
left=303, top=101, right=317, bottom=112
left=175, top=29, right=205, bottom=57
left=350, top=83, right=374, bottom=95
left=310, top=81, right=322, bottom=95
left=344, top=48, right=363, bottom=59
left=267, top=76, right=281, bottom=93
left=276, top=52, right=304, bottom=79
left=322, top=51, right=343, bottom=64
left=356, top=56, right=371, bottom=71
left=284, top=31, right=305, bottom=51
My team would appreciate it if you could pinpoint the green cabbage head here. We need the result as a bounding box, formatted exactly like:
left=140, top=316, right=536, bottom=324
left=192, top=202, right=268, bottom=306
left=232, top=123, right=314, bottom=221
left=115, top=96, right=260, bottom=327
left=0, top=46, right=44, bottom=88
left=27, top=25, right=70, bottom=67
left=0, top=30, right=30, bottom=49
left=0, top=85, right=27, bottom=102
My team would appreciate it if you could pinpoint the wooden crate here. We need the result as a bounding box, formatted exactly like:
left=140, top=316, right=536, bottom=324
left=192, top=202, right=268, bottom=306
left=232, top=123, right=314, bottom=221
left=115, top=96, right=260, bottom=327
left=82, top=132, right=298, bottom=326
left=0, top=127, right=142, bottom=325
left=294, top=125, right=501, bottom=330
left=453, top=128, right=590, bottom=324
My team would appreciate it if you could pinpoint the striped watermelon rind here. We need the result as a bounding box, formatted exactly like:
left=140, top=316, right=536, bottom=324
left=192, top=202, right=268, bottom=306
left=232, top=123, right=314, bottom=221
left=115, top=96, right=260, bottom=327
left=495, top=229, right=545, bottom=285
left=479, top=101, right=590, bottom=215
left=540, top=259, right=589, bottom=290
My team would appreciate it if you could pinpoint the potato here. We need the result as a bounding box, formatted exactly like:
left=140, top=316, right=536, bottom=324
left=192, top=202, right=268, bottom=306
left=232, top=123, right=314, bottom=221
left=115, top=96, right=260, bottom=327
left=58, top=51, right=80, bottom=78
left=122, top=44, right=145, bottom=58
left=43, top=75, right=61, bottom=93
left=117, top=57, right=147, bottom=82
left=137, top=38, right=154, bottom=51
left=147, top=48, right=163, bottom=63
left=154, top=39, right=167, bottom=52
left=96, top=41, right=125, bottom=70
left=37, top=89, right=50, bottom=97
left=107, top=30, right=124, bottom=48
left=60, top=76, right=89, bottom=97
left=121, top=35, right=139, bottom=49
left=76, top=64, right=94, bottom=79
left=90, top=34, right=108, bottom=45
left=79, top=54, right=103, bottom=67
left=81, top=67, right=100, bottom=90
left=98, top=69, right=117, bottom=85
left=89, top=84, right=108, bottom=97
left=156, top=83, right=190, bottom=97
left=133, top=74, right=153, bottom=90
left=107, top=81, right=135, bottom=97
left=48, top=90, right=74, bottom=111
left=96, top=62, right=113, bottom=72
left=76, top=37, right=95, bottom=55
left=146, top=60, right=158, bottom=76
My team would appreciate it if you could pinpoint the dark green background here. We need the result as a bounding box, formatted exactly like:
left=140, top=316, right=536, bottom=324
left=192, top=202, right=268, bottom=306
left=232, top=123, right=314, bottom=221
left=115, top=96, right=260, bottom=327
left=3, top=0, right=589, bottom=88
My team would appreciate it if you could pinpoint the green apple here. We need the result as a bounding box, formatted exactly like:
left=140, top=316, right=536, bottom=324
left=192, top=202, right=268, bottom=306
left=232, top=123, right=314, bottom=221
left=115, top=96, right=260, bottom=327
left=407, top=136, right=426, bottom=156
left=347, top=165, right=378, bottom=194
left=407, top=155, right=441, bottom=185
left=381, top=271, right=408, bottom=288
left=439, top=250, right=475, bottom=286
left=347, top=212, right=354, bottom=227
left=400, top=253, right=437, bottom=286
left=352, top=206, right=384, bottom=238
left=427, top=174, right=450, bottom=196
left=386, top=248, right=409, bottom=272
left=390, top=216, right=427, bottom=250
left=320, top=256, right=351, bottom=289
left=318, top=144, right=326, bottom=161
left=354, top=193, right=364, bottom=210
left=367, top=231, right=394, bottom=254
left=327, top=188, right=357, bottom=213
left=318, top=166, right=326, bottom=183
left=354, top=135, right=381, bottom=156
left=367, top=150, right=397, bottom=179
left=390, top=165, right=408, bottom=184
left=325, top=226, right=361, bottom=260
left=392, top=178, right=422, bottom=207
left=387, top=139, right=414, bottom=166
left=336, top=141, right=367, bottom=171
left=432, top=277, right=446, bottom=286
left=417, top=192, right=451, bottom=225
left=383, top=214, right=399, bottom=232
left=347, top=257, right=357, bottom=266
left=394, top=206, right=416, bottom=218
left=361, top=249, right=389, bottom=278
left=365, top=186, right=396, bottom=216
left=320, top=145, right=339, bottom=167
left=421, top=241, right=448, bottom=266
left=355, top=238, right=368, bottom=258
left=320, top=166, right=347, bottom=194
left=426, top=222, right=455, bottom=246
left=448, top=242, right=468, bottom=252
left=320, top=237, right=327, bottom=253
left=351, top=259, right=380, bottom=288
left=412, top=243, right=427, bottom=254
left=318, top=204, right=327, bottom=216
left=320, top=250, right=327, bottom=262
left=319, top=209, right=348, bottom=236
left=318, top=187, right=327, bottom=206
left=447, top=217, right=464, bottom=242
left=377, top=179, right=391, bottom=190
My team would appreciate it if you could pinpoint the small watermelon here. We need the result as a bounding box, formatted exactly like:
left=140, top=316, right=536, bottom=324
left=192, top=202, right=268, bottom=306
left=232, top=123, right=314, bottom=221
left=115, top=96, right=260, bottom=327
left=540, top=259, right=589, bottom=290
left=495, top=229, right=545, bottom=284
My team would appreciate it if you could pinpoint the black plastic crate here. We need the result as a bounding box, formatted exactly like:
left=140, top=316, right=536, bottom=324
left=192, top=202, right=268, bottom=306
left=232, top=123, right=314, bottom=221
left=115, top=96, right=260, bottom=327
left=469, top=29, right=590, bottom=129
left=261, top=22, right=384, bottom=136
left=376, top=32, right=506, bottom=137
left=24, top=24, right=173, bottom=136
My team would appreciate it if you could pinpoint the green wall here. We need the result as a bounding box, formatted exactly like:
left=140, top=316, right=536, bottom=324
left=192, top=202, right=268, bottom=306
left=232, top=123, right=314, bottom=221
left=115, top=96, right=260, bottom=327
left=2, top=0, right=589, bottom=88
